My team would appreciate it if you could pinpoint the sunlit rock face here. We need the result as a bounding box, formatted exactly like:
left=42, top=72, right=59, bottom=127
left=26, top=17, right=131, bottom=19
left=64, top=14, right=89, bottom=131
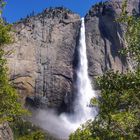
left=6, top=0, right=140, bottom=109
left=85, top=0, right=140, bottom=88
left=6, top=7, right=81, bottom=110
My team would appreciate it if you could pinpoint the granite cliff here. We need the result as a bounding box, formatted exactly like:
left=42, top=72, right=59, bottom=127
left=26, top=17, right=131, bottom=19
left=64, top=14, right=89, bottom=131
left=6, top=7, right=81, bottom=111
left=1, top=0, right=139, bottom=140
left=0, top=123, right=13, bottom=140
left=85, top=0, right=140, bottom=86
left=5, top=0, right=140, bottom=110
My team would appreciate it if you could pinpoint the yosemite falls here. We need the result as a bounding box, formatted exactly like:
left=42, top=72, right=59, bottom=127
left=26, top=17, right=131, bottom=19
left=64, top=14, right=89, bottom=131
left=33, top=18, right=97, bottom=139
left=73, top=17, right=97, bottom=122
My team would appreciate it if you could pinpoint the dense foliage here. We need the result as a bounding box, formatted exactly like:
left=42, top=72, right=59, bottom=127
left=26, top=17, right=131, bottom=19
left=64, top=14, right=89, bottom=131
left=69, top=1, right=140, bottom=139
left=0, top=0, right=26, bottom=123
left=70, top=71, right=140, bottom=140
left=10, top=119, right=46, bottom=140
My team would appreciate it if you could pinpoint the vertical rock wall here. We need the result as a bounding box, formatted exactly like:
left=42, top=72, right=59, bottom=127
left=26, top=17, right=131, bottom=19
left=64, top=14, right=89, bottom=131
left=6, top=8, right=81, bottom=109
left=85, top=0, right=140, bottom=87
left=6, top=0, right=140, bottom=109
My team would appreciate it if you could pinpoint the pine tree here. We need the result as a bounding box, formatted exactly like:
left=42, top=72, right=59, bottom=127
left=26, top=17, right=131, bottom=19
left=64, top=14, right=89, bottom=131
left=0, top=0, right=26, bottom=123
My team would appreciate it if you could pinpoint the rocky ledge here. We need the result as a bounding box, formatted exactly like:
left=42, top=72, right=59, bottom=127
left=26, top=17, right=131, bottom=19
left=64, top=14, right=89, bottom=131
left=0, top=123, right=13, bottom=140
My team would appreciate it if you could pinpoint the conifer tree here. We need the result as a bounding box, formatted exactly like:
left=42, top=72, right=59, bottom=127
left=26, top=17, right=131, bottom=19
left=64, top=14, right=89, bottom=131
left=0, top=0, right=26, bottom=123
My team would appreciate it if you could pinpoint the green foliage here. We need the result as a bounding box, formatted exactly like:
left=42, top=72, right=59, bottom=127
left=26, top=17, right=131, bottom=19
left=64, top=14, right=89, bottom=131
left=0, top=24, right=26, bottom=122
left=118, top=0, right=140, bottom=69
left=69, top=0, right=140, bottom=139
left=119, top=15, right=140, bottom=65
left=70, top=121, right=94, bottom=140
left=0, top=24, right=12, bottom=45
left=70, top=71, right=140, bottom=139
left=0, top=0, right=27, bottom=123
left=19, top=131, right=45, bottom=140
left=0, top=0, right=6, bottom=15
left=10, top=119, right=46, bottom=140
left=94, top=70, right=139, bottom=139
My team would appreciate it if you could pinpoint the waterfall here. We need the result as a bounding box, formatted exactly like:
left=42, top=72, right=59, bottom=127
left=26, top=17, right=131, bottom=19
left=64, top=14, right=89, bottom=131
left=59, top=17, right=97, bottom=134
left=73, top=17, right=96, bottom=123
left=32, top=18, right=97, bottom=139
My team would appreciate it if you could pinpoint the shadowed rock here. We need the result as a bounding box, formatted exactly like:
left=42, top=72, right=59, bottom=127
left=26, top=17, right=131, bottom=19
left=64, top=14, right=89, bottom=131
left=85, top=0, right=140, bottom=89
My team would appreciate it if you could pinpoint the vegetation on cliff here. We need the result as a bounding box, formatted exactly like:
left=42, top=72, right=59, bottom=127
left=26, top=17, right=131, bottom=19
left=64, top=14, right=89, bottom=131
left=69, top=1, right=140, bottom=139
left=0, top=0, right=27, bottom=123
left=10, top=118, right=46, bottom=140
left=0, top=1, right=47, bottom=139
left=1, top=0, right=140, bottom=139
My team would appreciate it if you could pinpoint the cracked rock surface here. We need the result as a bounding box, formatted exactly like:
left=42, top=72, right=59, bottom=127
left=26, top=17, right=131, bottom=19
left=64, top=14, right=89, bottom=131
left=0, top=123, right=13, bottom=140
left=5, top=0, right=140, bottom=109
left=6, top=7, right=81, bottom=109
left=85, top=0, right=140, bottom=88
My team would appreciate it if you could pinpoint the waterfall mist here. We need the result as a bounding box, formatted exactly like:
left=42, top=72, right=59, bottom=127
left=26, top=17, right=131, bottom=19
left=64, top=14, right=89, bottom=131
left=30, top=18, right=97, bottom=139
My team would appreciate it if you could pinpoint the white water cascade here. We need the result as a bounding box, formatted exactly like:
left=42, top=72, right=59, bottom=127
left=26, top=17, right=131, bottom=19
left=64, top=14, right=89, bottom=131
left=58, top=17, right=97, bottom=135
left=73, top=17, right=97, bottom=122
left=33, top=18, right=97, bottom=139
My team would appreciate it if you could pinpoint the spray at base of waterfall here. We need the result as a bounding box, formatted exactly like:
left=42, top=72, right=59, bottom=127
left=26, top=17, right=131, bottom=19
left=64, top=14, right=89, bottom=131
left=30, top=109, right=82, bottom=139
left=29, top=18, right=98, bottom=139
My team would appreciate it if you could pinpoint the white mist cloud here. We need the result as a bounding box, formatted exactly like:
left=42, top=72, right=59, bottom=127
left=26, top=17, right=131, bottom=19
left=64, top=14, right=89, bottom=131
left=30, top=109, right=81, bottom=139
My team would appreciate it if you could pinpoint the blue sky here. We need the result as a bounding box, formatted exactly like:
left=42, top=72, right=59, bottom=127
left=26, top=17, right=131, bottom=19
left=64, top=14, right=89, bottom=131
left=3, top=0, right=106, bottom=23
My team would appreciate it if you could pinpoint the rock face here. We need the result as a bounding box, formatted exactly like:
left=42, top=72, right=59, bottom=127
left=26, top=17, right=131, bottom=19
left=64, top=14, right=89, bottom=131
left=6, top=0, right=140, bottom=109
left=6, top=7, right=81, bottom=110
left=0, top=123, right=13, bottom=140
left=85, top=0, right=140, bottom=86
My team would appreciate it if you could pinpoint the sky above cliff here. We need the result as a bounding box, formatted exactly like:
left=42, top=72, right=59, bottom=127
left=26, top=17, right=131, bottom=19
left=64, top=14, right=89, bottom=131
left=3, top=0, right=106, bottom=23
